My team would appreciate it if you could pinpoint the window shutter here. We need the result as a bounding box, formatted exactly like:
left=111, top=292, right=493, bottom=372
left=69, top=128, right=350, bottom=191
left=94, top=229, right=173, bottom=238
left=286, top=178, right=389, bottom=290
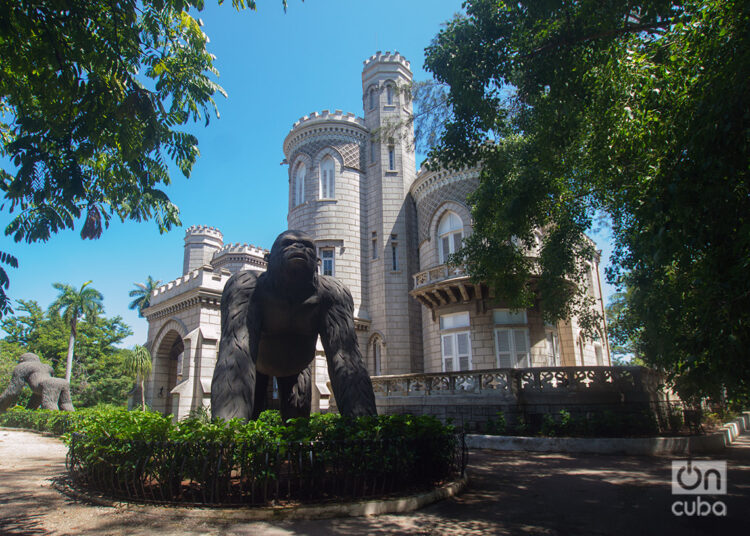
left=496, top=329, right=512, bottom=368
left=514, top=329, right=529, bottom=367
left=441, top=236, right=450, bottom=262
left=456, top=332, right=470, bottom=371
left=442, top=334, right=454, bottom=372
left=453, top=232, right=462, bottom=253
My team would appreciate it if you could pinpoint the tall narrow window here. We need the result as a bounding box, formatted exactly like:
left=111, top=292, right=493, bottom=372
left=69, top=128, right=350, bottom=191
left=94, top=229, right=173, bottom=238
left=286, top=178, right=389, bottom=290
left=438, top=211, right=464, bottom=263
left=594, top=343, right=604, bottom=366
left=586, top=265, right=595, bottom=296
left=388, top=145, right=395, bottom=170
left=319, top=156, right=335, bottom=199
left=386, top=84, right=393, bottom=105
left=294, top=162, right=306, bottom=206
left=371, top=232, right=378, bottom=260
left=370, top=141, right=376, bottom=164
left=369, top=88, right=375, bottom=110
left=391, top=235, right=398, bottom=271
left=440, top=312, right=472, bottom=371
left=372, top=338, right=382, bottom=376
left=319, top=248, right=334, bottom=276
left=545, top=330, right=559, bottom=366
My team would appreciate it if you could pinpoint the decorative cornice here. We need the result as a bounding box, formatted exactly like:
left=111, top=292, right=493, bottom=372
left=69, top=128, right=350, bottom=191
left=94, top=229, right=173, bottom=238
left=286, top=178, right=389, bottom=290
left=410, top=168, right=480, bottom=205
left=283, top=111, right=368, bottom=157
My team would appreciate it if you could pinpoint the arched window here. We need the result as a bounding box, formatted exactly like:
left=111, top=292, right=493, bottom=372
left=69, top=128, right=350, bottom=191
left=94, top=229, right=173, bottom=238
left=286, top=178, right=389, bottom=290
left=294, top=162, right=306, bottom=206
left=319, top=156, right=335, bottom=199
left=386, top=84, right=393, bottom=105
left=369, top=88, right=375, bottom=110
left=438, top=211, right=463, bottom=263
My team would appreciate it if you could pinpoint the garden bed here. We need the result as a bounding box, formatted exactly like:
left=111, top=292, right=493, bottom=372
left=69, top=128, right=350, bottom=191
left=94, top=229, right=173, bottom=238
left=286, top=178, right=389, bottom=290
left=1, top=406, right=467, bottom=507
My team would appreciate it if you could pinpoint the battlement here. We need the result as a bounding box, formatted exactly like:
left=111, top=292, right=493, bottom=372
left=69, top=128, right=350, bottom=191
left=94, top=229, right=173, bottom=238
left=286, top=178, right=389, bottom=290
left=148, top=264, right=231, bottom=309
left=213, top=242, right=269, bottom=258
left=363, top=50, right=411, bottom=71
left=184, top=225, right=223, bottom=241
left=290, top=110, right=366, bottom=131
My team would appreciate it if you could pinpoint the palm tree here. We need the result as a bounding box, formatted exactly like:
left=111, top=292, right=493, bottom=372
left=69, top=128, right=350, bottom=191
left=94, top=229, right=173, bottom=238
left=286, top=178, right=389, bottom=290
left=128, top=276, right=162, bottom=317
left=125, top=345, right=152, bottom=411
left=50, top=281, right=103, bottom=382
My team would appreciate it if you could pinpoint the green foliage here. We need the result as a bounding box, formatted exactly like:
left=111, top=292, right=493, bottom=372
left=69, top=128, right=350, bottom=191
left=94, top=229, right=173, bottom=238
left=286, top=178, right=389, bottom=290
left=128, top=276, right=162, bottom=317
left=420, top=0, right=750, bottom=401
left=485, top=411, right=507, bottom=435
left=124, top=345, right=152, bottom=410
left=50, top=280, right=104, bottom=382
left=0, top=0, right=291, bottom=317
left=0, top=251, right=18, bottom=316
left=1, top=406, right=457, bottom=502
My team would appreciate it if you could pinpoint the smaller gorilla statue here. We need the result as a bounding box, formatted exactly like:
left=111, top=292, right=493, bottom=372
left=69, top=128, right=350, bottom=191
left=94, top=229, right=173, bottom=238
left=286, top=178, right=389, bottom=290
left=0, top=353, right=74, bottom=412
left=211, top=230, right=377, bottom=421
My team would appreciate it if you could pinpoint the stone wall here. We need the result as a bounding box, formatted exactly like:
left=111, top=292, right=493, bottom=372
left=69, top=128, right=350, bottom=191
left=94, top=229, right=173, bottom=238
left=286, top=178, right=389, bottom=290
left=372, top=366, right=667, bottom=429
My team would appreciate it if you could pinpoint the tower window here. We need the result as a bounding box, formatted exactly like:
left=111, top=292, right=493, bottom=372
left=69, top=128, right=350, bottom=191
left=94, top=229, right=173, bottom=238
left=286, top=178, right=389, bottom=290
left=370, top=141, right=376, bottom=164
left=437, top=211, right=464, bottom=264
left=372, top=232, right=378, bottom=260
left=372, top=338, right=382, bottom=376
left=293, top=162, right=306, bottom=207
left=319, top=248, right=334, bottom=277
left=369, top=88, right=375, bottom=110
left=391, top=235, right=398, bottom=271
left=388, top=145, right=395, bottom=170
left=386, top=84, right=393, bottom=105
left=319, top=156, right=335, bottom=199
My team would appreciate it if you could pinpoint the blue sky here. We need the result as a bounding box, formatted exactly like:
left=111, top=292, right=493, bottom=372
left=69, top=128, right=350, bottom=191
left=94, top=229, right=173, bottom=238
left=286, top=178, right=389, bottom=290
left=0, top=0, right=616, bottom=347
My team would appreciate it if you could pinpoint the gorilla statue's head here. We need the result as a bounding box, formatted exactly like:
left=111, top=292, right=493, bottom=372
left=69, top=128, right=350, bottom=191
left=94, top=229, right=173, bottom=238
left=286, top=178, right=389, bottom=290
left=19, top=352, right=41, bottom=363
left=267, top=230, right=318, bottom=286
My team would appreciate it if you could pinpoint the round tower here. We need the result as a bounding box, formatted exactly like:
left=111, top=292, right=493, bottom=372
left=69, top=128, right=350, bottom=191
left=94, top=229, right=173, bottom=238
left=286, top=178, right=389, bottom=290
left=282, top=110, right=369, bottom=317
left=183, top=225, right=224, bottom=275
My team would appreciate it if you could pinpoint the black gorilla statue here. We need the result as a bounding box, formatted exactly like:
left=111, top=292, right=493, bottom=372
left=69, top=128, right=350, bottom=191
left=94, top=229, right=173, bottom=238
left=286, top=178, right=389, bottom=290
left=211, top=230, right=377, bottom=421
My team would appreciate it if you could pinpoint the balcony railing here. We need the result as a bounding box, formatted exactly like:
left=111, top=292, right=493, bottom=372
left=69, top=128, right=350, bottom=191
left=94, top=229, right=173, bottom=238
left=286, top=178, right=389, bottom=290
left=371, top=366, right=660, bottom=397
left=413, top=263, right=466, bottom=289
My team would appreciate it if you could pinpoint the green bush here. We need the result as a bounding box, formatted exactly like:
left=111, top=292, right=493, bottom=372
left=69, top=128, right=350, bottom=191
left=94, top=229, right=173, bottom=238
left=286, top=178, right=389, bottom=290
left=2, top=406, right=460, bottom=504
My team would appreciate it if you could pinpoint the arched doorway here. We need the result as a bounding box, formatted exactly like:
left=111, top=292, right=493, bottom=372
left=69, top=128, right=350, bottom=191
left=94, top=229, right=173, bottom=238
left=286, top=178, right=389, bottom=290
left=152, top=329, right=184, bottom=415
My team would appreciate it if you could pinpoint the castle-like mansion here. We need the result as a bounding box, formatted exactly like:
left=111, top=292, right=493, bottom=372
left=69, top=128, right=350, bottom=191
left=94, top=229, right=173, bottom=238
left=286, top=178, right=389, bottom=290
left=143, top=52, right=610, bottom=419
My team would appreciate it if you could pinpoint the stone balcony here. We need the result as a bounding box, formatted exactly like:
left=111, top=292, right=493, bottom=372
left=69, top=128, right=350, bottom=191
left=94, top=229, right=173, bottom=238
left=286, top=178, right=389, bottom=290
left=410, top=263, right=488, bottom=312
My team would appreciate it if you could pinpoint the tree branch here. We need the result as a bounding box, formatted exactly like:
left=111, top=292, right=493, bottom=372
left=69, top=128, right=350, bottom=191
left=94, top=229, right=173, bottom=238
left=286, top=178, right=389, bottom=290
left=522, top=20, right=673, bottom=59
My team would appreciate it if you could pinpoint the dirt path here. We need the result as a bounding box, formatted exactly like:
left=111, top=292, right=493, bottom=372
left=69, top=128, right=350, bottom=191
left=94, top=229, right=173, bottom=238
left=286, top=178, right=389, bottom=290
left=1, top=428, right=748, bottom=535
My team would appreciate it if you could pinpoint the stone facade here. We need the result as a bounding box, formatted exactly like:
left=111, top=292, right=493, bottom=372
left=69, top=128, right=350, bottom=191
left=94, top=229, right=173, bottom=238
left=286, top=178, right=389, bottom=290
left=143, top=51, right=610, bottom=419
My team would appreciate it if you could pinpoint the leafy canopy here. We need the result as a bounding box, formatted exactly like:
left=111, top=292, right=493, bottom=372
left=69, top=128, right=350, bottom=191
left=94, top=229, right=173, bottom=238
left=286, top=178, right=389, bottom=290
left=421, top=0, right=749, bottom=401
left=0, top=0, right=291, bottom=315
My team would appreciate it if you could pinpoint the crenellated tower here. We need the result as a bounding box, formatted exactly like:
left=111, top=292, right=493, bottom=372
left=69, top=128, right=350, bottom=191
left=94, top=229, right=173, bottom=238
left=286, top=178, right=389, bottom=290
left=183, top=225, right=224, bottom=275
left=361, top=51, right=422, bottom=374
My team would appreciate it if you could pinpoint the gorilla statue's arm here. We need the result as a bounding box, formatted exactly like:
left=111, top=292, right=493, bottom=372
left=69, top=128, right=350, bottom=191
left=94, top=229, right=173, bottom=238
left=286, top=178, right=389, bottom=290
left=211, top=270, right=261, bottom=421
left=0, top=367, right=29, bottom=412
left=318, top=275, right=377, bottom=417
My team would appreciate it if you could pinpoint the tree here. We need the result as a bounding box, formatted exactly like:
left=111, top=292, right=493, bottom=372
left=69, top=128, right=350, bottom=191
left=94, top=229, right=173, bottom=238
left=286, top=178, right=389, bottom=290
left=0, top=0, right=291, bottom=315
left=124, top=345, right=153, bottom=411
left=50, top=281, right=103, bottom=382
left=605, top=291, right=640, bottom=362
left=420, top=1, right=749, bottom=401
left=128, top=276, right=163, bottom=317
